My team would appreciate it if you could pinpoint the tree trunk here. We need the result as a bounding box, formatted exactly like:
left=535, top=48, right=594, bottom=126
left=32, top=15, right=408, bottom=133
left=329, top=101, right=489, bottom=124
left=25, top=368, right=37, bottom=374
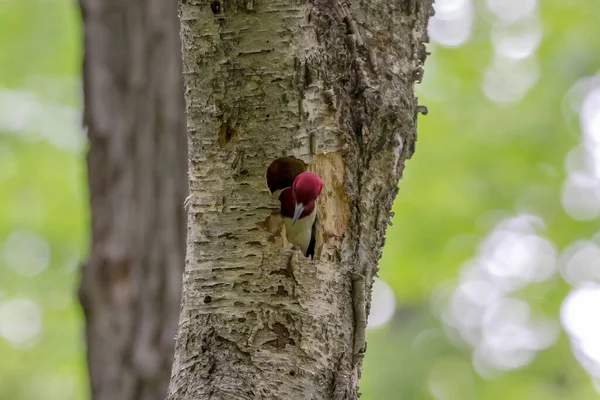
left=78, top=1, right=187, bottom=399
left=169, top=0, right=432, bottom=398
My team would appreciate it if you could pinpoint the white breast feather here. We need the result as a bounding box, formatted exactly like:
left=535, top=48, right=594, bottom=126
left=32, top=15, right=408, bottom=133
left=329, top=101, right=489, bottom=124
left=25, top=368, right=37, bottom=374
left=282, top=205, right=317, bottom=255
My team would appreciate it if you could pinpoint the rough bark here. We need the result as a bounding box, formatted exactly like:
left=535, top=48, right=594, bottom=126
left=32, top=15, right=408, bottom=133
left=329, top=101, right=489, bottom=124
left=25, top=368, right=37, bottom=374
left=169, top=0, right=432, bottom=399
left=78, top=1, right=187, bottom=399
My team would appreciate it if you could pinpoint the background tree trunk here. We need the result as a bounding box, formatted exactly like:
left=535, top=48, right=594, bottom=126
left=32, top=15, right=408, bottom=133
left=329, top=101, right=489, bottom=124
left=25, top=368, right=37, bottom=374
left=169, top=0, right=432, bottom=399
left=78, top=1, right=187, bottom=399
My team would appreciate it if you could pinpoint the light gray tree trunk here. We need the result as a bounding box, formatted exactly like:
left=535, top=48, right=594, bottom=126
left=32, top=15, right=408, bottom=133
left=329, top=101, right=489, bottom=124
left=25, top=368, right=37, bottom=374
left=169, top=0, right=432, bottom=398
left=78, top=0, right=187, bottom=399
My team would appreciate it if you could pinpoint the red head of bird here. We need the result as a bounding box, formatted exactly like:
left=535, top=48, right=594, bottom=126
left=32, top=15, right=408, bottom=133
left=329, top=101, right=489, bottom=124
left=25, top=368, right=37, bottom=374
left=290, top=171, right=322, bottom=226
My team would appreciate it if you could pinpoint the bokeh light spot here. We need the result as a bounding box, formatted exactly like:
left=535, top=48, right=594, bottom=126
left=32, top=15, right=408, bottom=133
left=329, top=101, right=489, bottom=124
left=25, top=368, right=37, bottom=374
left=2, top=230, right=50, bottom=277
left=561, top=75, right=600, bottom=221
left=437, top=214, right=559, bottom=375
left=561, top=173, right=600, bottom=220
left=581, top=87, right=600, bottom=144
left=0, top=89, right=83, bottom=152
left=559, top=241, right=600, bottom=285
left=486, top=0, right=537, bottom=23
left=561, top=284, right=600, bottom=377
left=483, top=56, right=539, bottom=104
left=0, top=298, right=42, bottom=348
left=491, top=17, right=542, bottom=60
left=428, top=0, right=473, bottom=48
left=367, top=278, right=396, bottom=329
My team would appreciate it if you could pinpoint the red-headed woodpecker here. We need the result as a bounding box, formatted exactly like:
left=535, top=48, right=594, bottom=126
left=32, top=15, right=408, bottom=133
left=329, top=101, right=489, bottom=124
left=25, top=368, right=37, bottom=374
left=277, top=171, right=322, bottom=258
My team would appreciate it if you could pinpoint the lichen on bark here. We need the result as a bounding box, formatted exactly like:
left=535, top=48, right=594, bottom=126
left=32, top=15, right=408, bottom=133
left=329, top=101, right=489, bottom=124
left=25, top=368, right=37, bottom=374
left=169, top=0, right=433, bottom=398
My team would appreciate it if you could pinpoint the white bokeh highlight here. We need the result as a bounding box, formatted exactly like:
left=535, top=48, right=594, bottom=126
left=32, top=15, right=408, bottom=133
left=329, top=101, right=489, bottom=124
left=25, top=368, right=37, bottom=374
left=0, top=298, right=43, bottom=348
left=559, top=241, right=600, bottom=286
left=0, top=89, right=83, bottom=152
left=428, top=0, right=474, bottom=48
left=436, top=214, right=559, bottom=375
left=486, top=0, right=537, bottom=23
left=2, top=230, right=51, bottom=277
left=483, top=0, right=541, bottom=103
left=491, top=17, right=542, bottom=60
left=562, top=74, right=600, bottom=220
left=368, top=278, right=396, bottom=328
left=581, top=87, right=600, bottom=145
left=483, top=55, right=539, bottom=104
left=561, top=284, right=600, bottom=377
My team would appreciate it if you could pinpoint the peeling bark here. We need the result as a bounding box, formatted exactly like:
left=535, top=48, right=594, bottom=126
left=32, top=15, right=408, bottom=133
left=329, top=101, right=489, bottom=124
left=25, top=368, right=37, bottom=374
left=169, top=0, right=432, bottom=398
left=78, top=0, right=187, bottom=399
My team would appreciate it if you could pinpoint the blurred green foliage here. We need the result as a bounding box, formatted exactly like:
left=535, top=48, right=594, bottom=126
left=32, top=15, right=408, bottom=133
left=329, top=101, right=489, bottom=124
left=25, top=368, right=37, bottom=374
left=363, top=0, right=600, bottom=399
left=0, top=1, right=88, bottom=399
left=1, top=0, right=600, bottom=399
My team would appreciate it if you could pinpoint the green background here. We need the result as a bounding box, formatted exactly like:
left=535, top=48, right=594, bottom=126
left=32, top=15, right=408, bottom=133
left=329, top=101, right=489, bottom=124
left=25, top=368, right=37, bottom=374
left=1, top=0, right=600, bottom=398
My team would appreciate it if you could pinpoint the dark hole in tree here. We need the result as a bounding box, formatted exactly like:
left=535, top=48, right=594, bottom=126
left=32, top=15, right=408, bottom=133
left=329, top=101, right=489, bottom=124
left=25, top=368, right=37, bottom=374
left=276, top=285, right=288, bottom=296
left=210, top=0, right=221, bottom=14
left=266, top=156, right=307, bottom=196
left=219, top=119, right=236, bottom=148
left=204, top=295, right=212, bottom=303
left=304, top=64, right=313, bottom=86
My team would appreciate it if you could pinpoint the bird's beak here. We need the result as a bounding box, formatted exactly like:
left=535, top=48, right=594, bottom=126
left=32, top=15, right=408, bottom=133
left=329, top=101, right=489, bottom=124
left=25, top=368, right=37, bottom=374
left=292, top=202, right=305, bottom=227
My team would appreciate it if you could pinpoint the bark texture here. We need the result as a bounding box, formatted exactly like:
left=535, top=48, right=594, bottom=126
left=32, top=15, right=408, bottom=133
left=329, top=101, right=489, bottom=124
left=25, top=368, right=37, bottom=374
left=78, top=1, right=187, bottom=399
left=169, top=0, right=432, bottom=398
